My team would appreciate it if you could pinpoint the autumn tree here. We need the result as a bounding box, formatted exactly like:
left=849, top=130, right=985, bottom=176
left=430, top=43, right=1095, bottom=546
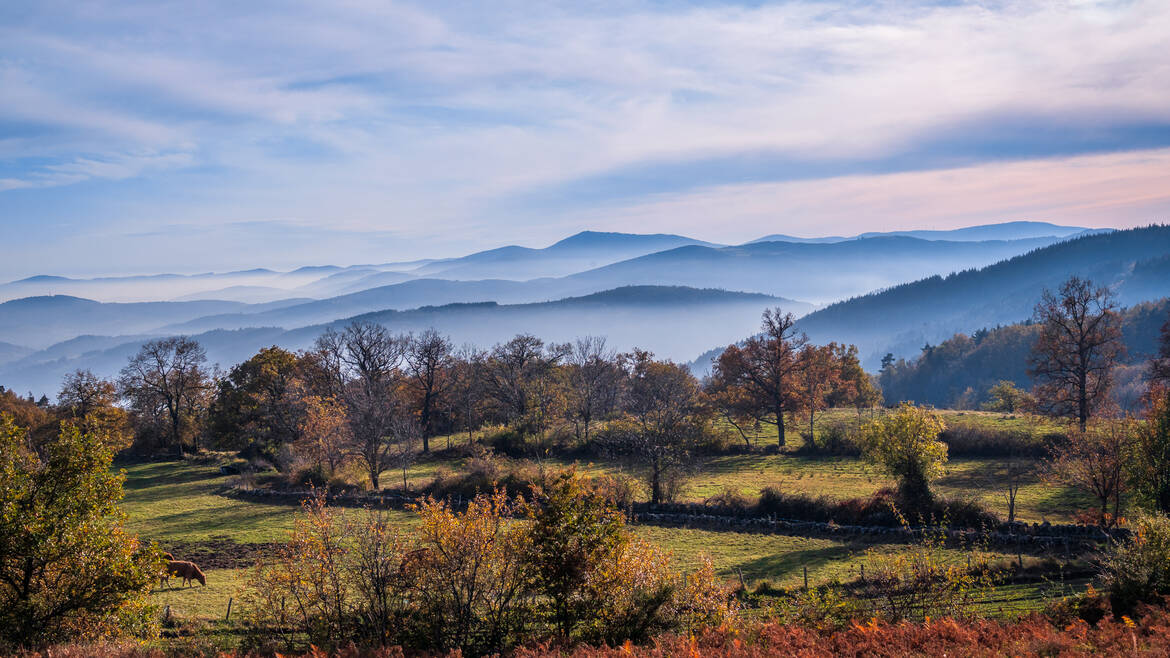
left=712, top=308, right=807, bottom=448
left=859, top=403, right=948, bottom=508
left=209, top=346, right=307, bottom=465
left=982, top=380, right=1033, bottom=413
left=405, top=328, right=453, bottom=453
left=797, top=342, right=842, bottom=440
left=1127, top=388, right=1170, bottom=513
left=704, top=373, right=762, bottom=446
left=1151, top=311, right=1170, bottom=388
left=315, top=322, right=409, bottom=490
left=1030, top=277, right=1124, bottom=431
left=297, top=395, right=350, bottom=475
left=0, top=414, right=161, bottom=646
left=828, top=344, right=882, bottom=425
left=119, top=336, right=210, bottom=455
left=1047, top=417, right=1132, bottom=525
left=57, top=369, right=132, bottom=450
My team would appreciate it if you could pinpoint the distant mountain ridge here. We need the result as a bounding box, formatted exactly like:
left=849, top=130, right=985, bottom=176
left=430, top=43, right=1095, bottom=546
left=749, top=221, right=1092, bottom=244
left=0, top=286, right=807, bottom=397
left=690, top=225, right=1170, bottom=373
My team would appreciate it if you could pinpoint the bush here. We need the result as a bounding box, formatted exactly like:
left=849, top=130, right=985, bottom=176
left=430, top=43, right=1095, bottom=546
left=288, top=463, right=329, bottom=489
left=246, top=474, right=736, bottom=654
left=939, top=426, right=1050, bottom=457
left=752, top=485, right=997, bottom=528
left=704, top=487, right=754, bottom=512
left=425, top=457, right=544, bottom=501
left=0, top=415, right=162, bottom=647
left=859, top=403, right=948, bottom=509
left=1104, top=513, right=1170, bottom=616
left=794, top=421, right=861, bottom=456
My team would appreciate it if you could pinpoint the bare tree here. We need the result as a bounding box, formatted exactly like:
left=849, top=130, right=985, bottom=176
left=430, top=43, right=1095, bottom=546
left=565, top=336, right=621, bottom=442
left=388, top=416, right=421, bottom=490
left=481, top=334, right=569, bottom=429
left=712, top=308, right=807, bottom=447
left=451, top=345, right=486, bottom=444
left=315, top=322, right=408, bottom=490
left=406, top=329, right=453, bottom=453
left=607, top=350, right=706, bottom=504
left=1029, top=276, right=1124, bottom=431
left=119, top=337, right=210, bottom=455
left=1046, top=417, right=1132, bottom=526
left=999, top=460, right=1031, bottom=524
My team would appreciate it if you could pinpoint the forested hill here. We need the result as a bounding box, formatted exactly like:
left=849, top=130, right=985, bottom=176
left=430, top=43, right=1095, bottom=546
left=793, top=225, right=1170, bottom=368
left=878, top=297, right=1170, bottom=409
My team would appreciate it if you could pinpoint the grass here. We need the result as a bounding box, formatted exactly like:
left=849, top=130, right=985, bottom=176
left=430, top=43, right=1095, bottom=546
left=121, top=460, right=299, bottom=544
left=117, top=410, right=1089, bottom=627
left=152, top=568, right=247, bottom=623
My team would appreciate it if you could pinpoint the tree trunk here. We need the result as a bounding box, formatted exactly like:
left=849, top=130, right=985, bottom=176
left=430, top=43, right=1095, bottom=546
left=651, top=460, right=662, bottom=505
left=777, top=413, right=787, bottom=448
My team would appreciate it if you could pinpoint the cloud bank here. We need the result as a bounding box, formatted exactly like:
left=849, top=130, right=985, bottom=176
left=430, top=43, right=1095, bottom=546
left=1, top=0, right=1169, bottom=277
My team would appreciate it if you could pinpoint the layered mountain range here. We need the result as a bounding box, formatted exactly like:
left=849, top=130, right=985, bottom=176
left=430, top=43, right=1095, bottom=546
left=4, top=220, right=1166, bottom=399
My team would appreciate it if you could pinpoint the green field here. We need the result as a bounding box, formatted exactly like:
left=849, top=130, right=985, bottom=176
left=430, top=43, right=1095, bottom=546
left=122, top=413, right=1085, bottom=626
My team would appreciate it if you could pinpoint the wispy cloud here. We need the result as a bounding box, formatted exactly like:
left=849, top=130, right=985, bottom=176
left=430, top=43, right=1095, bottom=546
left=1, top=0, right=1169, bottom=276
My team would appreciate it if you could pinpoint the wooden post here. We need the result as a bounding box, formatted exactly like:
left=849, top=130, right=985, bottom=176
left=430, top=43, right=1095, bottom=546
left=803, top=565, right=809, bottom=590
left=225, top=597, right=233, bottom=622
left=735, top=567, right=747, bottom=591
left=860, top=564, right=865, bottom=583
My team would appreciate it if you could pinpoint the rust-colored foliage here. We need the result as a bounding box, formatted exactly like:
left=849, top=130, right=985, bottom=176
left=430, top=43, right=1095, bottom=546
left=25, top=603, right=1170, bottom=656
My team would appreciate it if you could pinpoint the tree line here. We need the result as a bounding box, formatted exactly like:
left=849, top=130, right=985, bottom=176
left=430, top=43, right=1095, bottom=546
left=12, top=314, right=878, bottom=498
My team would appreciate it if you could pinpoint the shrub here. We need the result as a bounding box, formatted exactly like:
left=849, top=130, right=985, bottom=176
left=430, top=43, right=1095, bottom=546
left=703, top=487, right=754, bottom=512
left=246, top=473, right=736, bottom=655
left=794, top=421, right=861, bottom=456
left=859, top=403, right=948, bottom=509
left=1104, top=513, right=1170, bottom=616
left=0, top=415, right=162, bottom=648
left=855, top=526, right=997, bottom=622
left=753, top=485, right=996, bottom=528
left=939, top=426, right=1049, bottom=457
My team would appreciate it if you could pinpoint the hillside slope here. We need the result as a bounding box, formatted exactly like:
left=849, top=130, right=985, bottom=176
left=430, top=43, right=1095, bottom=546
left=566, top=235, right=1065, bottom=304
left=792, top=225, right=1170, bottom=367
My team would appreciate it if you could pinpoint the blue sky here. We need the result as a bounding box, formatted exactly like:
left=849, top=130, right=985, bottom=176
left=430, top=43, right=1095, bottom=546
left=2, top=0, right=1169, bottom=278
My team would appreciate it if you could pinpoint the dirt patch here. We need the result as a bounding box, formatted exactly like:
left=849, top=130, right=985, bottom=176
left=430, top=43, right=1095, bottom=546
left=156, top=536, right=280, bottom=569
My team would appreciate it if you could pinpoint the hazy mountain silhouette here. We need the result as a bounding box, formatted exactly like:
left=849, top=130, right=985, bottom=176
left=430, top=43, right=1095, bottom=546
left=0, top=295, right=305, bottom=349
left=408, top=231, right=723, bottom=281
left=0, top=286, right=806, bottom=397
left=748, top=221, right=1090, bottom=245
left=567, top=236, right=1066, bottom=304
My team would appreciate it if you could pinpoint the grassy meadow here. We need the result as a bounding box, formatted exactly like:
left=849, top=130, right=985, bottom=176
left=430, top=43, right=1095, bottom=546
left=122, top=409, right=1090, bottom=624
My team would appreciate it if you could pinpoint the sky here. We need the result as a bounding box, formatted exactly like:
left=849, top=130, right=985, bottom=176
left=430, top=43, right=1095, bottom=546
left=2, top=0, right=1170, bottom=279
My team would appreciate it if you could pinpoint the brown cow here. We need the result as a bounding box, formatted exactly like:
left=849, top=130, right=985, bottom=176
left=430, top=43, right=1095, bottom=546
left=166, top=560, right=206, bottom=587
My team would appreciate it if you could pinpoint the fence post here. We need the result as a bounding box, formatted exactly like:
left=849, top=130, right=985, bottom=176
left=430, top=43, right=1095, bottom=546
left=803, top=565, right=809, bottom=590
left=225, top=597, right=233, bottom=622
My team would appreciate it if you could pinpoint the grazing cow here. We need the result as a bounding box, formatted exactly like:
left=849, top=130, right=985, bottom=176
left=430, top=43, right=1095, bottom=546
left=166, top=560, right=207, bottom=587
